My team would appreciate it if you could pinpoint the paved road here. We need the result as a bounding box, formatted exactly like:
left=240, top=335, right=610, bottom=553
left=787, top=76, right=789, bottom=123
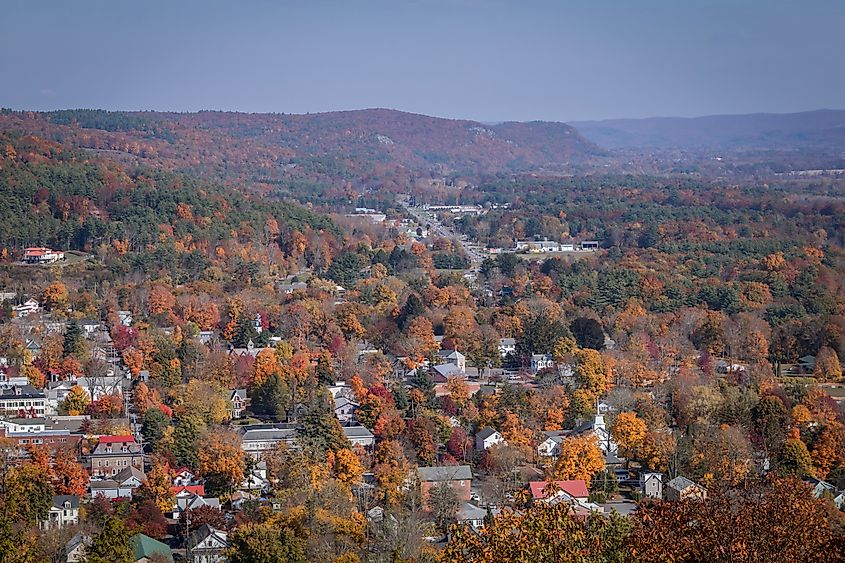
left=400, top=200, right=486, bottom=269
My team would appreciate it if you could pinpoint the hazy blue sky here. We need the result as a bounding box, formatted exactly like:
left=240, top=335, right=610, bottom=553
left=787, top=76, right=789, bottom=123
left=2, top=0, right=844, bottom=121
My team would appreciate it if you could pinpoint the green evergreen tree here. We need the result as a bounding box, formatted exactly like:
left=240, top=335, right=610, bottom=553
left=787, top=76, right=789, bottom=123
left=83, top=516, right=133, bottom=563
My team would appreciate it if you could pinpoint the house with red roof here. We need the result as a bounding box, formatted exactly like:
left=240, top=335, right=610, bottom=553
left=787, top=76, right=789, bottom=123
left=528, top=480, right=590, bottom=503
left=23, top=247, right=64, bottom=264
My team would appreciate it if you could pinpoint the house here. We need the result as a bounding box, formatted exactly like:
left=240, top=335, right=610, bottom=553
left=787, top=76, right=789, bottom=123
left=640, top=473, right=663, bottom=499
left=343, top=425, right=375, bottom=448
left=437, top=350, right=467, bottom=373
left=475, top=427, right=505, bottom=451
left=456, top=502, right=487, bottom=529
left=279, top=281, right=308, bottom=295
left=175, top=494, right=221, bottom=518
left=23, top=247, right=64, bottom=264
left=117, top=310, right=133, bottom=326
left=40, top=495, right=80, bottom=530
left=334, top=396, right=359, bottom=424
left=129, top=533, right=173, bottom=563
left=187, top=524, right=229, bottom=563
left=432, top=363, right=465, bottom=380
left=90, top=435, right=144, bottom=477
left=240, top=462, right=271, bottom=492
left=77, top=319, right=101, bottom=337
left=172, top=485, right=207, bottom=504
left=173, top=467, right=198, bottom=487
left=528, top=480, right=590, bottom=504
left=230, top=490, right=258, bottom=511
left=0, top=384, right=48, bottom=417
left=498, top=338, right=516, bottom=358
left=229, top=388, right=248, bottom=419
left=537, top=431, right=565, bottom=458
left=530, top=354, right=554, bottom=374
left=65, top=532, right=91, bottom=563
left=806, top=477, right=836, bottom=499
left=89, top=466, right=146, bottom=500
left=12, top=298, right=40, bottom=317
left=417, top=465, right=472, bottom=510
left=666, top=476, right=706, bottom=501
left=239, top=423, right=297, bottom=458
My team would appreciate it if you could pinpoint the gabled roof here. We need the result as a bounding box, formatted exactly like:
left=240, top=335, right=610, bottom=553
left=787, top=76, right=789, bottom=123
left=432, top=363, right=463, bottom=377
left=187, top=524, right=228, bottom=551
left=528, top=480, right=589, bottom=500
left=172, top=485, right=206, bottom=497
left=66, top=532, right=90, bottom=553
left=89, top=479, right=119, bottom=490
left=51, top=495, right=80, bottom=509
left=457, top=502, right=487, bottom=522
left=115, top=466, right=146, bottom=485
left=130, top=533, right=173, bottom=563
left=476, top=426, right=500, bottom=440
left=667, top=475, right=702, bottom=491
left=417, top=465, right=472, bottom=482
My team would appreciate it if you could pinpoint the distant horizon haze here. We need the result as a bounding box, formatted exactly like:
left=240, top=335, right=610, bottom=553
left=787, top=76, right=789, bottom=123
left=2, top=0, right=844, bottom=122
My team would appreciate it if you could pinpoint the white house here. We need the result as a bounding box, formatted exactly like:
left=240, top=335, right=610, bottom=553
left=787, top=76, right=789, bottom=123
left=23, top=247, right=64, bottom=264
left=438, top=350, right=467, bottom=373
left=343, top=425, right=375, bottom=448
left=40, top=495, right=79, bottom=530
left=640, top=473, right=663, bottom=499
left=334, top=396, right=359, bottom=424
left=12, top=298, right=40, bottom=318
left=537, top=432, right=565, bottom=458
left=175, top=494, right=222, bottom=518
left=239, top=424, right=298, bottom=459
left=173, top=467, right=198, bottom=487
left=475, top=427, right=505, bottom=451
left=0, top=385, right=49, bottom=417
left=187, top=524, right=229, bottom=563
left=530, top=354, right=554, bottom=374
left=456, top=503, right=487, bottom=529
left=89, top=466, right=146, bottom=500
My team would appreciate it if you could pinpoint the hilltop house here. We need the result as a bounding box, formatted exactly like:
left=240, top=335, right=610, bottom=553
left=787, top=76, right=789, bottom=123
left=23, top=247, right=64, bottom=264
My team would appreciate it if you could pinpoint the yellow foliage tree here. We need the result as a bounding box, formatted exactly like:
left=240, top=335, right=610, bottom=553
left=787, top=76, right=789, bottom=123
left=550, top=435, right=605, bottom=486
left=611, top=411, right=647, bottom=461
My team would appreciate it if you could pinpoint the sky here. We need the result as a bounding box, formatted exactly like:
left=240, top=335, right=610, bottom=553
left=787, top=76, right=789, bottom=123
left=2, top=0, right=844, bottom=122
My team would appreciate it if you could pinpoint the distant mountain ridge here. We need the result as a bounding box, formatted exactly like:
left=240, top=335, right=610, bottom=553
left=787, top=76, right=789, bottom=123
left=0, top=108, right=602, bottom=177
left=570, top=109, right=845, bottom=152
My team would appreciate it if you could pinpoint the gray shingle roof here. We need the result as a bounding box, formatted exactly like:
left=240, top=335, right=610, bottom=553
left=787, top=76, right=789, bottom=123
left=417, top=465, right=472, bottom=482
